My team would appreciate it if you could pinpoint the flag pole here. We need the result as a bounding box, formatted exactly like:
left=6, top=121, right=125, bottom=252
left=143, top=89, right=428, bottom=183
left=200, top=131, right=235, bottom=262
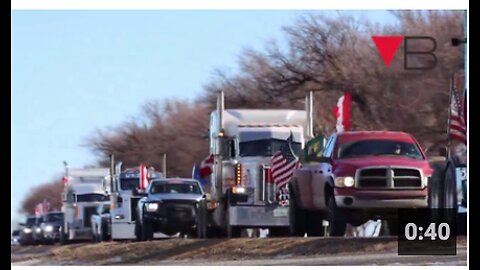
left=447, top=75, right=453, bottom=160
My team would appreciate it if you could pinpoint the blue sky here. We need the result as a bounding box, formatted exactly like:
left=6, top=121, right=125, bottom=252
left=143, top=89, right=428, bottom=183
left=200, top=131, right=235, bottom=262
left=11, top=10, right=396, bottom=222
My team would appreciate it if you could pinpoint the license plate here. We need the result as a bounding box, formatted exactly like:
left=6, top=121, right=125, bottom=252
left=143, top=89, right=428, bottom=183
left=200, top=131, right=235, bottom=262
left=273, top=207, right=288, bottom=217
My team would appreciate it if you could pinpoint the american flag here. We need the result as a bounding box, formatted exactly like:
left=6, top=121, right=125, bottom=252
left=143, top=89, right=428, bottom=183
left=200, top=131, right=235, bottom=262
left=271, top=132, right=301, bottom=190
left=449, top=81, right=467, bottom=145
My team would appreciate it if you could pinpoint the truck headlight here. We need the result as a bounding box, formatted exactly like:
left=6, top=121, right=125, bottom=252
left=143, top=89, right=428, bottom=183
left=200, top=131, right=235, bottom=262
left=44, top=225, right=53, bottom=232
left=146, top=202, right=159, bottom=212
left=335, top=176, right=355, bottom=187
left=23, top=228, right=32, bottom=234
left=232, top=186, right=246, bottom=194
left=36, top=228, right=42, bottom=233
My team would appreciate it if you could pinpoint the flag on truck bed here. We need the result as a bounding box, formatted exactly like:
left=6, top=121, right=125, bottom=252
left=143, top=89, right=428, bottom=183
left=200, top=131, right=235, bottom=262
left=271, top=132, right=300, bottom=206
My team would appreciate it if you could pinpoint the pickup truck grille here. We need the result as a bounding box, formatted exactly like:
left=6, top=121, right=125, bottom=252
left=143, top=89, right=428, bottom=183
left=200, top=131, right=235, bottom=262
left=157, top=200, right=196, bottom=221
left=356, top=167, right=422, bottom=188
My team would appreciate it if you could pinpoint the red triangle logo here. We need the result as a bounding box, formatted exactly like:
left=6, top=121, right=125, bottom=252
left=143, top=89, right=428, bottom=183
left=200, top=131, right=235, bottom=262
left=371, top=36, right=403, bottom=67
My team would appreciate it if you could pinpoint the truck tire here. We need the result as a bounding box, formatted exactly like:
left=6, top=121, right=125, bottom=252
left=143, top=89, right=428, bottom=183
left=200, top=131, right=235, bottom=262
left=141, top=219, right=154, bottom=241
left=288, top=188, right=307, bottom=236
left=386, top=219, right=399, bottom=236
left=268, top=227, right=290, bottom=237
left=326, top=197, right=346, bottom=236
left=429, top=162, right=446, bottom=208
left=135, top=221, right=142, bottom=241
left=306, top=211, right=326, bottom=237
left=444, top=164, right=467, bottom=235
left=226, top=204, right=241, bottom=238
left=59, top=226, right=68, bottom=245
left=196, top=208, right=208, bottom=239
left=101, top=222, right=109, bottom=241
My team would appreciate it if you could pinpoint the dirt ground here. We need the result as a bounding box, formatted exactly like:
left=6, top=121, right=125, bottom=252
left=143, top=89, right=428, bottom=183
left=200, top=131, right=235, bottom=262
left=11, top=236, right=467, bottom=265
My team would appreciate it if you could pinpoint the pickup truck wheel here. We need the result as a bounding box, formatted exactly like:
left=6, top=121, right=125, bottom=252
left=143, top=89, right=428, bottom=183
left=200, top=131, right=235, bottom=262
left=141, top=219, right=154, bottom=241
left=429, top=162, right=446, bottom=208
left=289, top=189, right=306, bottom=236
left=306, top=211, right=326, bottom=236
left=196, top=209, right=207, bottom=239
left=101, top=222, right=109, bottom=241
left=59, top=226, right=68, bottom=245
left=269, top=227, right=290, bottom=237
left=326, top=197, right=346, bottom=236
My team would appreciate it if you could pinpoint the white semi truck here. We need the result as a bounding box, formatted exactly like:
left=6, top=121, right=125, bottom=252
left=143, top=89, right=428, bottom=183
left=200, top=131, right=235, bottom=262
left=108, top=161, right=164, bottom=240
left=206, top=91, right=314, bottom=237
left=60, top=164, right=111, bottom=244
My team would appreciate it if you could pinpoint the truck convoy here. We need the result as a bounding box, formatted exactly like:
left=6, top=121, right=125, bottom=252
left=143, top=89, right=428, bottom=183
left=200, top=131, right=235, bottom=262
left=288, top=131, right=433, bottom=236
left=59, top=165, right=111, bottom=244
left=205, top=91, right=314, bottom=237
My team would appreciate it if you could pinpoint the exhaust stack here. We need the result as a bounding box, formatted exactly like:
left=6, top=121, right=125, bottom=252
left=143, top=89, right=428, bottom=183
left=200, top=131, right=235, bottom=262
left=162, top=153, right=167, bottom=177
left=305, top=91, right=314, bottom=140
left=217, top=91, right=225, bottom=130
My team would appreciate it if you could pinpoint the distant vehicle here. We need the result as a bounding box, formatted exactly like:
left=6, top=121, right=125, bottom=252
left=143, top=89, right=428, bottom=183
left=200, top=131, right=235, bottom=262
left=136, top=178, right=208, bottom=240
left=32, top=216, right=45, bottom=244
left=19, top=216, right=36, bottom=245
left=289, top=131, right=432, bottom=236
left=11, top=230, right=20, bottom=245
left=91, top=204, right=111, bottom=242
left=41, top=211, right=64, bottom=244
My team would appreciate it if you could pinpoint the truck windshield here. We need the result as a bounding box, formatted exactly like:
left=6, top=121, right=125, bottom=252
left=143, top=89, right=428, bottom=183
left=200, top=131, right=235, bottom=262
left=25, top=217, right=36, bottom=226
left=120, top=178, right=140, bottom=191
left=337, top=140, right=423, bottom=160
left=150, top=182, right=202, bottom=195
left=45, top=213, right=63, bottom=222
left=76, top=193, right=110, bottom=202
left=239, top=139, right=301, bottom=157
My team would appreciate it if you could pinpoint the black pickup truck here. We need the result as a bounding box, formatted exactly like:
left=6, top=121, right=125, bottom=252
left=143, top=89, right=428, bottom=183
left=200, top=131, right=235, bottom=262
left=135, top=178, right=208, bottom=240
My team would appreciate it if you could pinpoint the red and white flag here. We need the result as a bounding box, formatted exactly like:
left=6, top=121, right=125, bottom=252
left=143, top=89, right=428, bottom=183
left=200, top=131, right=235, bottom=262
left=449, top=88, right=467, bottom=145
left=199, top=154, right=215, bottom=178
left=332, top=92, right=352, bottom=133
left=139, top=163, right=149, bottom=190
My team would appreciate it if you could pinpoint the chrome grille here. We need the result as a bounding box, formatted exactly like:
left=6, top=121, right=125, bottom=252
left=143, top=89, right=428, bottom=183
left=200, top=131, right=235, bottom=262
left=356, top=167, right=422, bottom=189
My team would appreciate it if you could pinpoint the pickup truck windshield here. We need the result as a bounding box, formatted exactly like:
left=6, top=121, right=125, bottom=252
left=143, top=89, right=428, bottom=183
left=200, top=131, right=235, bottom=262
left=150, top=182, right=202, bottom=195
left=239, top=139, right=301, bottom=157
left=26, top=217, right=36, bottom=226
left=337, top=139, right=423, bottom=160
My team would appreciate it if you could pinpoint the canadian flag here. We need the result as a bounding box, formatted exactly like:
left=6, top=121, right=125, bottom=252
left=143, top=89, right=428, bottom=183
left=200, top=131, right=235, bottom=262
left=62, top=175, right=68, bottom=185
left=199, top=154, right=215, bottom=178
left=139, top=163, right=149, bottom=190
left=332, top=92, right=352, bottom=133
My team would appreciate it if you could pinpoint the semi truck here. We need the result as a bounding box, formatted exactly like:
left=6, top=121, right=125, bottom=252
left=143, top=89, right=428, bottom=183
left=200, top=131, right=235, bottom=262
left=205, top=91, right=314, bottom=237
left=59, top=164, right=111, bottom=244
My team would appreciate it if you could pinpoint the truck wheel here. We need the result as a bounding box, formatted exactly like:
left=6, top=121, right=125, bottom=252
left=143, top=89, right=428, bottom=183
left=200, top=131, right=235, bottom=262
left=268, top=227, right=290, bottom=237
left=429, top=162, right=446, bottom=208
left=289, top=188, right=306, bottom=236
left=226, top=205, right=241, bottom=238
left=444, top=164, right=457, bottom=209
left=101, top=222, right=109, bottom=241
left=386, top=219, right=398, bottom=236
left=326, top=197, right=346, bottom=236
left=141, top=219, right=154, bottom=241
left=59, top=226, right=68, bottom=245
left=135, top=221, right=142, bottom=241
left=196, top=210, right=207, bottom=239
left=306, top=211, right=326, bottom=237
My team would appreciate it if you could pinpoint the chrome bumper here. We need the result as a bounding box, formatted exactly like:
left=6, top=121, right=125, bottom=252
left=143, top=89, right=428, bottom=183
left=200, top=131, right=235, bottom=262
left=335, top=195, right=428, bottom=208
left=228, top=204, right=289, bottom=227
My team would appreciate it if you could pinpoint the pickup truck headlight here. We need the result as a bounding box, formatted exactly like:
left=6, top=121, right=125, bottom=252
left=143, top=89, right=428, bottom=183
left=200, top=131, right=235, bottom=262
left=44, top=225, right=53, bottom=232
left=146, top=202, right=159, bottom=212
left=23, top=228, right=32, bottom=234
left=335, top=176, right=355, bottom=187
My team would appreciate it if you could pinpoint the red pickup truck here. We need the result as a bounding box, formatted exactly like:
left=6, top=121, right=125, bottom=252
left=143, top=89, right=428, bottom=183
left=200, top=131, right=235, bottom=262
left=288, top=131, right=433, bottom=236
